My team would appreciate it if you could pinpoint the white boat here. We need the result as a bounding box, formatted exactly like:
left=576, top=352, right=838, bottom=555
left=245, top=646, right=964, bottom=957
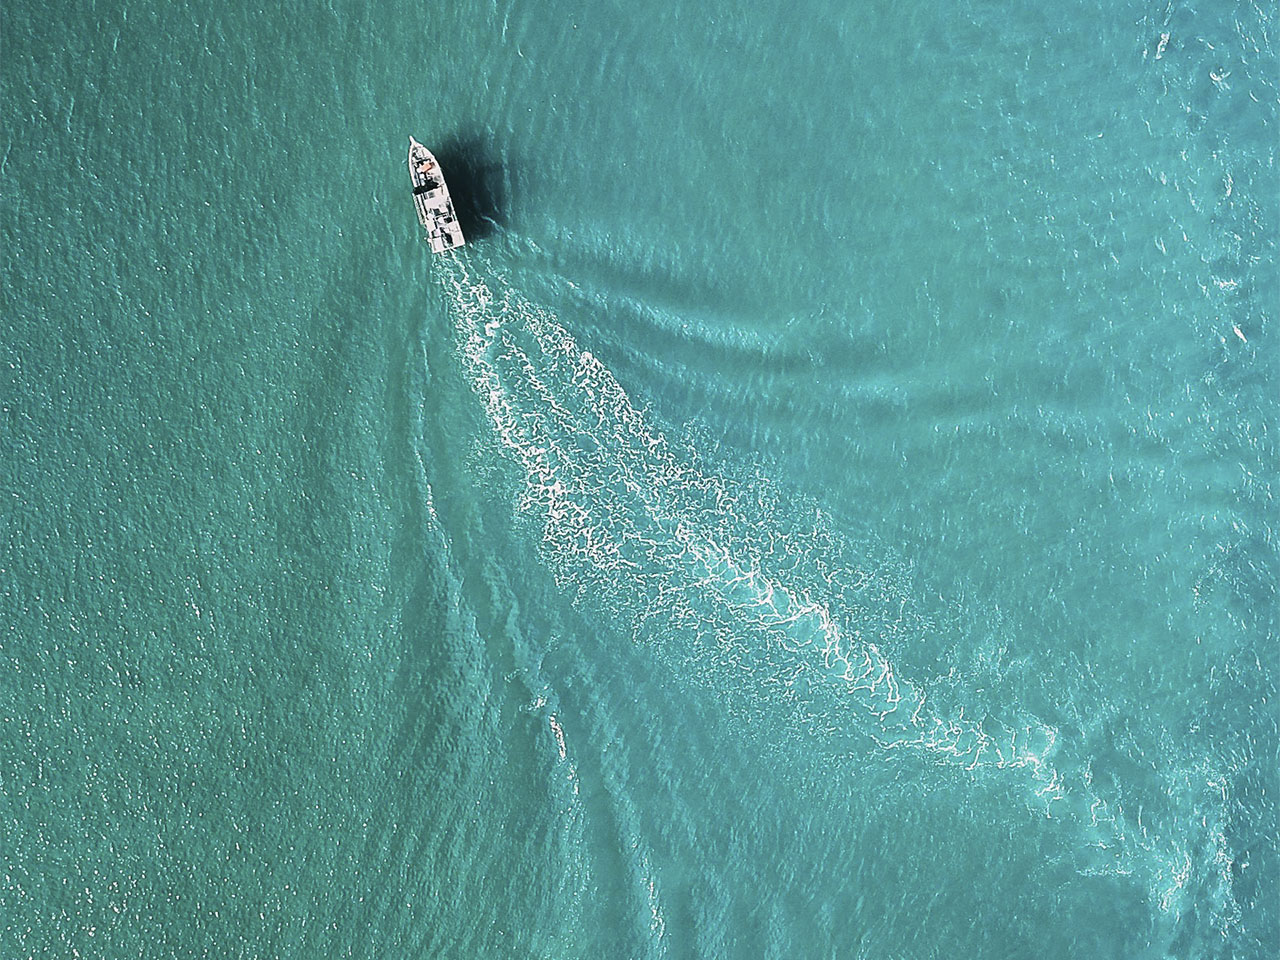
left=408, top=136, right=465, bottom=253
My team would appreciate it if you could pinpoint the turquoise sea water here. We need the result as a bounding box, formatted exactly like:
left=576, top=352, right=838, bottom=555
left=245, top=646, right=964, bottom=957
left=3, top=0, right=1277, bottom=957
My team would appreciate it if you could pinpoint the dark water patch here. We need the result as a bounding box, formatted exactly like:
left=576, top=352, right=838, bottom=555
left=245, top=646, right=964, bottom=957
left=434, top=134, right=507, bottom=242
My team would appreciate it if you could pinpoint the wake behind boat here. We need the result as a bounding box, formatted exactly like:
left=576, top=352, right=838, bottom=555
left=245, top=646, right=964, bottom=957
left=408, top=136, right=465, bottom=254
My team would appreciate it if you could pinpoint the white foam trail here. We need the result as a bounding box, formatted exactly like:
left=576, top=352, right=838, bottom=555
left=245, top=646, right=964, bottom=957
left=438, top=256, right=1253, bottom=944
left=435, top=254, right=1245, bottom=948
left=439, top=258, right=1064, bottom=780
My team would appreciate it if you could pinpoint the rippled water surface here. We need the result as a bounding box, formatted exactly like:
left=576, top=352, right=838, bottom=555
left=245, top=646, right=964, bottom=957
left=3, top=0, right=1276, bottom=957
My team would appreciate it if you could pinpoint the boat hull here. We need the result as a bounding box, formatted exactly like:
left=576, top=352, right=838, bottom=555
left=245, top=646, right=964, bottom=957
left=408, top=137, right=465, bottom=254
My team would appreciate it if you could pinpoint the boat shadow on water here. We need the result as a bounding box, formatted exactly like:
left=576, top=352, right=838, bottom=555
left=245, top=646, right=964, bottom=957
left=432, top=136, right=507, bottom=242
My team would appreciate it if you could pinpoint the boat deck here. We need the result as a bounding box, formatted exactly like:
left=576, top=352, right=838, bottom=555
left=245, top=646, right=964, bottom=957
left=408, top=137, right=465, bottom=254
